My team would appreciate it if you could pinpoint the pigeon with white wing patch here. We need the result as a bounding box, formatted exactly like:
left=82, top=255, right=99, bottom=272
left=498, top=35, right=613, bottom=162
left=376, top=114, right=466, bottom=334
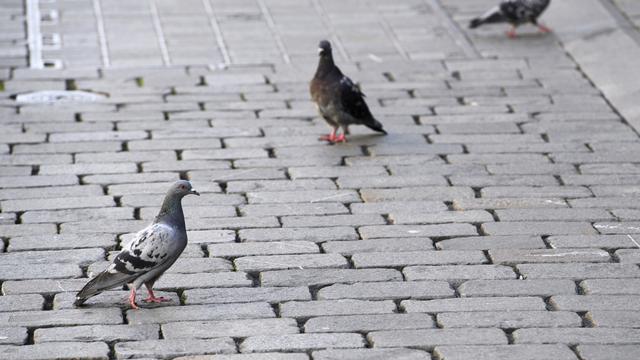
left=74, top=180, right=199, bottom=309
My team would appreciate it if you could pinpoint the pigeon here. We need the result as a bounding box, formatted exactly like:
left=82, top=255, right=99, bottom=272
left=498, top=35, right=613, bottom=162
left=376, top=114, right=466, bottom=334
left=74, top=180, right=199, bottom=309
left=468, top=0, right=551, bottom=38
left=310, top=40, right=386, bottom=143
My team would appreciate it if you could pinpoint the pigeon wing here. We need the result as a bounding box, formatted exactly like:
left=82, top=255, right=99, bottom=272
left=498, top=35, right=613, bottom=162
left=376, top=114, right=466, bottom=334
left=338, top=76, right=375, bottom=122
left=75, top=223, right=175, bottom=304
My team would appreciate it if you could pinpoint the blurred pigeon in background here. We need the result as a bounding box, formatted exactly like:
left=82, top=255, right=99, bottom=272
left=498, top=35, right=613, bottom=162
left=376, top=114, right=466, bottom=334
left=469, top=0, right=552, bottom=38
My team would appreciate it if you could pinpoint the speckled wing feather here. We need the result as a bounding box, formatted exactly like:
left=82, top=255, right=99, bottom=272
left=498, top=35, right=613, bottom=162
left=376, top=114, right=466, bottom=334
left=338, top=76, right=386, bottom=133
left=500, top=0, right=550, bottom=24
left=74, top=223, right=176, bottom=304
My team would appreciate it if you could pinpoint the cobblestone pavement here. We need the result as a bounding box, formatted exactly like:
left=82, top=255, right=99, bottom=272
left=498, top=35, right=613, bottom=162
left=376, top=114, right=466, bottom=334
left=1, top=0, right=640, bottom=359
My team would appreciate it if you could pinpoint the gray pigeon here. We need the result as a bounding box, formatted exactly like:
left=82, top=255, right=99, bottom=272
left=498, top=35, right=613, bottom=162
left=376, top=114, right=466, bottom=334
left=74, top=180, right=199, bottom=309
left=310, top=40, right=386, bottom=143
left=469, top=0, right=551, bottom=38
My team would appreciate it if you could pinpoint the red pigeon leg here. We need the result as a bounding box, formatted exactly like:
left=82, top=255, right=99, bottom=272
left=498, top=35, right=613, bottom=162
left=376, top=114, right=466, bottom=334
left=537, top=24, right=552, bottom=33
left=128, top=288, right=139, bottom=310
left=142, top=286, right=169, bottom=303
left=319, top=128, right=337, bottom=142
left=334, top=133, right=347, bottom=143
left=506, top=26, right=517, bottom=38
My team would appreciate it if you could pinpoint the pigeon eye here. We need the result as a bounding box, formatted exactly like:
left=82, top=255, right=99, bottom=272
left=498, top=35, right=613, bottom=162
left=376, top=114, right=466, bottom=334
left=180, top=185, right=186, bottom=190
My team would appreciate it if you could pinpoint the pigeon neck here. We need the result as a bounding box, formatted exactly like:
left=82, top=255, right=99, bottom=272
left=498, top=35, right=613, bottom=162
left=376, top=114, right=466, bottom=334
left=155, top=194, right=186, bottom=229
left=315, top=54, right=336, bottom=78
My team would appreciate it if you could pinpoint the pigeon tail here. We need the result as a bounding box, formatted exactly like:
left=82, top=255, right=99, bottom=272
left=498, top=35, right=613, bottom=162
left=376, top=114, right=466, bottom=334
left=469, top=6, right=505, bottom=28
left=74, top=270, right=134, bottom=306
left=365, top=118, right=387, bottom=134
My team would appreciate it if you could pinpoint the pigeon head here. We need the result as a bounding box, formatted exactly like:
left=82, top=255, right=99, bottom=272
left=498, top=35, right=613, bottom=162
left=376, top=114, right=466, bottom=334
left=170, top=180, right=200, bottom=198
left=317, top=40, right=332, bottom=56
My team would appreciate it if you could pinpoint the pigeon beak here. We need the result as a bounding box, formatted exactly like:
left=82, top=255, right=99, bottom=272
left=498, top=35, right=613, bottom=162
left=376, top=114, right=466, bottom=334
left=190, top=189, right=200, bottom=196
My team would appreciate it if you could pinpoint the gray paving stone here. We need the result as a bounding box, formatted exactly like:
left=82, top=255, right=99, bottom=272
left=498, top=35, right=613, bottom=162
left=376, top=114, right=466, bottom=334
left=34, top=324, right=159, bottom=343
left=114, top=338, right=236, bottom=359
left=322, top=238, right=434, bottom=255
left=436, top=235, right=545, bottom=250
left=288, top=166, right=387, bottom=179
left=547, top=235, right=640, bottom=249
left=317, top=281, right=454, bottom=301
left=350, top=201, right=447, bottom=214
left=483, top=222, right=598, bottom=236
left=550, top=295, right=640, bottom=311
left=360, top=187, right=474, bottom=202
left=0, top=294, right=44, bottom=312
left=239, top=203, right=348, bottom=217
left=495, top=208, right=613, bottom=222
left=359, top=224, right=478, bottom=239
left=281, top=214, right=385, bottom=228
left=581, top=279, right=640, bottom=295
left=391, top=210, right=493, bottom=225
left=352, top=250, right=487, bottom=268
left=404, top=265, right=515, bottom=284
left=0, top=342, right=109, bottom=360
left=0, top=263, right=81, bottom=281
left=337, top=175, right=447, bottom=189
left=0, top=327, right=27, bottom=345
left=433, top=344, right=578, bottom=360
left=453, top=198, right=568, bottom=210
left=162, top=318, right=299, bottom=339
left=239, top=227, right=358, bottom=242
left=587, top=311, right=640, bottom=328
left=490, top=249, right=610, bottom=264
left=458, top=279, right=576, bottom=297
left=312, top=348, right=430, bottom=360
left=127, top=303, right=275, bottom=325
left=240, top=333, right=365, bottom=353
left=0, top=223, right=56, bottom=236
left=402, top=297, right=546, bottom=313
left=513, top=328, right=640, bottom=345
left=448, top=175, right=558, bottom=187
left=615, top=249, right=640, bottom=263
left=20, top=208, right=133, bottom=224
left=1, top=196, right=115, bottom=212
left=577, top=345, right=640, bottom=360
left=184, top=286, right=310, bottom=305
left=247, top=190, right=360, bottom=204
left=481, top=186, right=591, bottom=198
left=368, top=328, right=507, bottom=349
left=518, top=263, right=640, bottom=279
left=227, top=179, right=336, bottom=193
left=305, top=313, right=435, bottom=333
left=155, top=272, right=252, bottom=290
left=570, top=197, right=640, bottom=209
left=280, top=300, right=396, bottom=318
left=208, top=241, right=319, bottom=257
left=260, top=268, right=402, bottom=287
left=234, top=254, right=347, bottom=272
left=438, top=311, right=581, bottom=329
left=0, top=308, right=122, bottom=327
left=175, top=354, right=308, bottom=360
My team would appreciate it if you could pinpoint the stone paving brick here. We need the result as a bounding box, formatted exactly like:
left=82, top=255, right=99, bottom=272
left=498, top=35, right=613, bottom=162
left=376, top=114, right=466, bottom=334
left=162, top=318, right=299, bottom=339
left=34, top=324, right=159, bottom=343
left=482, top=222, right=598, bottom=236
left=0, top=294, right=44, bottom=312
left=459, top=279, right=576, bottom=297
left=350, top=201, right=447, bottom=214
left=0, top=175, right=78, bottom=188
left=449, top=175, right=558, bottom=187
left=436, top=235, right=546, bottom=250
left=547, top=235, right=640, bottom=249
left=581, top=279, right=640, bottom=295
left=490, top=249, right=609, bottom=264
left=359, top=224, right=478, bottom=239
left=337, top=175, right=447, bottom=189
left=550, top=295, right=640, bottom=311
left=404, top=265, right=515, bottom=284
left=344, top=154, right=441, bottom=167
left=0, top=342, right=110, bottom=360
left=0, top=308, right=122, bottom=327
left=281, top=214, right=385, bottom=228
left=127, top=303, right=275, bottom=325
left=184, top=286, right=311, bottom=305
left=481, top=186, right=592, bottom=198
left=513, top=328, right=640, bottom=344
left=433, top=344, right=578, bottom=360
left=360, top=186, right=474, bottom=202
left=240, top=333, right=365, bottom=353
left=227, top=179, right=336, bottom=193
left=1, top=279, right=87, bottom=295
left=13, top=141, right=123, bottom=154
left=260, top=268, right=402, bottom=287
left=20, top=208, right=133, bottom=224
left=317, top=281, right=454, bottom=301
left=0, top=327, right=27, bottom=345
left=615, top=249, right=640, bottom=262
left=0, top=263, right=81, bottom=281
left=280, top=300, right=396, bottom=318
left=239, top=203, right=348, bottom=217
left=0, top=154, right=72, bottom=166
left=234, top=254, right=348, bottom=272
left=518, top=263, right=640, bottom=280
left=176, top=354, right=308, bottom=360
left=288, top=166, right=387, bottom=179
left=209, top=241, right=319, bottom=257
left=453, top=197, right=568, bottom=210
left=155, top=272, right=252, bottom=290
left=322, top=238, right=434, bottom=255
left=190, top=168, right=286, bottom=182
left=587, top=311, right=640, bottom=328
left=438, top=311, right=581, bottom=329
left=353, top=250, right=487, bottom=268
left=402, top=297, right=547, bottom=313
left=495, top=208, right=613, bottom=222
left=312, top=348, right=430, bottom=360
left=247, top=190, right=360, bottom=204
left=0, top=185, right=104, bottom=202
left=83, top=172, right=180, bottom=185
left=1, top=196, right=115, bottom=212
left=115, top=338, right=236, bottom=358
left=239, top=227, right=358, bottom=242
left=391, top=210, right=493, bottom=225
left=570, top=197, right=640, bottom=208
left=304, top=313, right=435, bottom=333
left=563, top=174, right=640, bottom=186
left=389, top=164, right=487, bottom=177
left=577, top=345, right=640, bottom=360
left=368, top=328, right=507, bottom=349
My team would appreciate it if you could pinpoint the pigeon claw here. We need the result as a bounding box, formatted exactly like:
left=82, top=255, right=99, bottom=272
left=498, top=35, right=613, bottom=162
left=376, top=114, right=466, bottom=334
left=334, top=134, right=347, bottom=143
left=319, top=134, right=335, bottom=142
left=142, top=296, right=170, bottom=303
